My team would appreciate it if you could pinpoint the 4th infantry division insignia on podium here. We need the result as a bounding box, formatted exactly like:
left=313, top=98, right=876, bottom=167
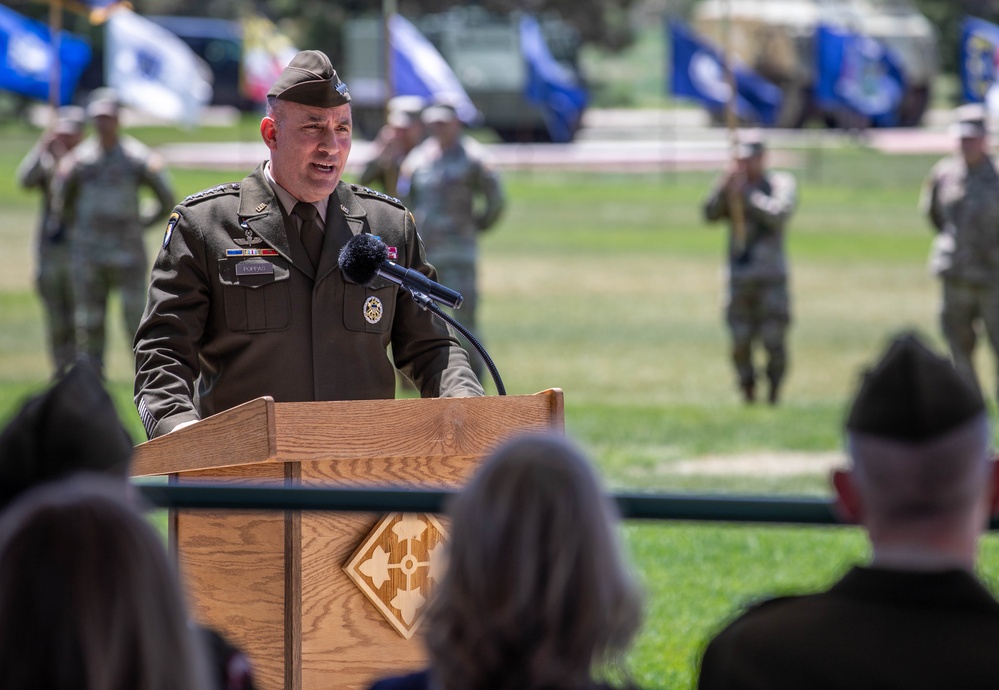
left=343, top=513, right=449, bottom=639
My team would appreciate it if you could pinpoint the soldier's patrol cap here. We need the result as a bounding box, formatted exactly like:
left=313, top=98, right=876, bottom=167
left=845, top=333, right=985, bottom=443
left=388, top=95, right=425, bottom=118
left=54, top=105, right=85, bottom=135
left=735, top=131, right=766, bottom=159
left=0, top=363, right=133, bottom=510
left=422, top=102, right=459, bottom=124
left=952, top=103, right=988, bottom=138
left=86, top=87, right=120, bottom=119
left=267, top=50, right=351, bottom=107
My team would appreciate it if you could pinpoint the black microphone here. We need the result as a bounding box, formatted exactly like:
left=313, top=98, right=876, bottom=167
left=338, top=234, right=464, bottom=309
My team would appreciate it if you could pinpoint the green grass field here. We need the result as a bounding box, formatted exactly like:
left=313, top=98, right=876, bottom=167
left=4, top=118, right=999, bottom=688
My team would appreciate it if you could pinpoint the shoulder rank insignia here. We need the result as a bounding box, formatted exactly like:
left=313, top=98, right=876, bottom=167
left=162, top=211, right=180, bottom=249
left=183, top=182, right=241, bottom=204
left=350, top=184, right=405, bottom=208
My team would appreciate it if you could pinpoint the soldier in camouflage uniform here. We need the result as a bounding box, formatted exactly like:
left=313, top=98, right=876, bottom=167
left=398, top=102, right=505, bottom=380
left=704, top=136, right=797, bottom=404
left=16, top=107, right=85, bottom=373
left=359, top=96, right=425, bottom=198
left=921, top=104, right=999, bottom=401
left=50, top=89, right=175, bottom=372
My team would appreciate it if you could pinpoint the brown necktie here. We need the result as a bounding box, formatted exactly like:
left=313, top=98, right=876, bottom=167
left=292, top=201, right=324, bottom=269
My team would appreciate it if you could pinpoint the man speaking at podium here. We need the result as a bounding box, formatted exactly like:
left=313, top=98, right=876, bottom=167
left=133, top=51, right=482, bottom=440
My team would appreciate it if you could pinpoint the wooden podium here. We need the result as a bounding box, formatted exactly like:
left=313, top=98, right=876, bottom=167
left=132, top=390, right=564, bottom=690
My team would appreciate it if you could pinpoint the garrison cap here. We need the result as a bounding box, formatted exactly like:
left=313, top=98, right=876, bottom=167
left=0, top=363, right=133, bottom=510
left=952, top=103, right=988, bottom=138
left=267, top=50, right=351, bottom=107
left=845, top=333, right=985, bottom=443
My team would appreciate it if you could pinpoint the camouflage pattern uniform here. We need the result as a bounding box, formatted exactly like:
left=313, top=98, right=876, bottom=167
left=704, top=169, right=797, bottom=402
left=921, top=154, right=999, bottom=398
left=51, top=135, right=174, bottom=370
left=17, top=138, right=77, bottom=372
left=399, top=135, right=505, bottom=378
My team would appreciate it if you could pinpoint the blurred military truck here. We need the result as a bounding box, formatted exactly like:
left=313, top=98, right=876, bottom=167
left=691, top=0, right=938, bottom=127
left=343, top=8, right=586, bottom=142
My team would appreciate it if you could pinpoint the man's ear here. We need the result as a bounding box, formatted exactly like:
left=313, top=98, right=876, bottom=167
left=260, top=117, right=278, bottom=150
left=832, top=468, right=862, bottom=524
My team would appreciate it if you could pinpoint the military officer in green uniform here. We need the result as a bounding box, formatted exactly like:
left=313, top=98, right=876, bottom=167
left=133, top=51, right=483, bottom=439
left=51, top=89, right=175, bottom=372
left=17, top=107, right=85, bottom=373
left=698, top=334, right=999, bottom=689
left=921, top=104, right=999, bottom=400
left=704, top=135, right=797, bottom=404
left=398, top=102, right=505, bottom=379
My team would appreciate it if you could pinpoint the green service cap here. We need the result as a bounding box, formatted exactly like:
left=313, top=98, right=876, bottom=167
left=845, top=333, right=985, bottom=442
left=267, top=50, right=351, bottom=107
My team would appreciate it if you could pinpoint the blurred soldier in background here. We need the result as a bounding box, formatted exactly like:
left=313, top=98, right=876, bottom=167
left=399, top=101, right=505, bottom=380
left=16, top=107, right=85, bottom=373
left=921, top=104, right=999, bottom=401
left=359, top=95, right=425, bottom=198
left=51, top=88, right=175, bottom=373
left=704, top=134, right=798, bottom=405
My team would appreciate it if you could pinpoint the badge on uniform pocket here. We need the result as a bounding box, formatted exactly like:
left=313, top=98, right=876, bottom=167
left=363, top=296, right=383, bottom=324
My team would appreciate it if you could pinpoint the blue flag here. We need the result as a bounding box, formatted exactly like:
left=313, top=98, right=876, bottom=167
left=959, top=17, right=999, bottom=104
left=815, top=24, right=906, bottom=126
left=520, top=15, right=588, bottom=143
left=667, top=20, right=782, bottom=126
left=389, top=14, right=477, bottom=125
left=0, top=5, right=91, bottom=105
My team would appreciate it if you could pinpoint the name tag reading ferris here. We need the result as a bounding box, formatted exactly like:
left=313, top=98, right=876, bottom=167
left=235, top=260, right=275, bottom=276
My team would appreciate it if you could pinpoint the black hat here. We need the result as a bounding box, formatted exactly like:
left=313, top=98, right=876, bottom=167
left=0, top=363, right=133, bottom=510
left=267, top=50, right=350, bottom=107
left=845, top=333, right=985, bottom=443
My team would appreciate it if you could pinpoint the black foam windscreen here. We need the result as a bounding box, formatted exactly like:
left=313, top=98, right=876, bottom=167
left=338, top=233, right=389, bottom=286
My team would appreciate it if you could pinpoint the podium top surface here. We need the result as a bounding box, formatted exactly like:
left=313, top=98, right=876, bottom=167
left=131, top=390, right=564, bottom=477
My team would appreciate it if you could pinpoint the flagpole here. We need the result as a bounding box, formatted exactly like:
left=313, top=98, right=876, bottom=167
left=721, top=0, right=745, bottom=255
left=48, top=0, right=64, bottom=124
left=382, top=0, right=397, bottom=118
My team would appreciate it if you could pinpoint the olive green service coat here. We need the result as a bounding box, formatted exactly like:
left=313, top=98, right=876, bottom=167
left=134, top=164, right=483, bottom=439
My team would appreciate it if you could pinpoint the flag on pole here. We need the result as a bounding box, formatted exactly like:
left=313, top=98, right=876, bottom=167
left=0, top=4, right=91, bottom=105
left=667, top=20, right=782, bottom=126
left=960, top=17, right=999, bottom=105
left=389, top=14, right=477, bottom=124
left=815, top=23, right=906, bottom=126
left=104, top=8, right=213, bottom=126
left=241, top=15, right=298, bottom=103
left=519, top=14, right=588, bottom=143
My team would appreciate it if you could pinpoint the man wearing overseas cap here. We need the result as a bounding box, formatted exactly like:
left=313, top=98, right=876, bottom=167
left=133, top=50, right=482, bottom=439
left=698, top=332, right=999, bottom=689
left=703, top=131, right=797, bottom=405
left=921, top=103, right=999, bottom=401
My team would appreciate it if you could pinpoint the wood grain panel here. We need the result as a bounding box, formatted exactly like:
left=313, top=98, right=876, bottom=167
left=176, top=464, right=289, bottom=690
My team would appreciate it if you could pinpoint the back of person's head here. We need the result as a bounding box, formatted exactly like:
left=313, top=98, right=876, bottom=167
left=0, top=474, right=212, bottom=690
left=843, top=332, right=991, bottom=526
left=425, top=433, right=643, bottom=690
left=0, top=362, right=133, bottom=510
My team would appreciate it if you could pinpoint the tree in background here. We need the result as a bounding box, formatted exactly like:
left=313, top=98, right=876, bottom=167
left=913, top=0, right=999, bottom=74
